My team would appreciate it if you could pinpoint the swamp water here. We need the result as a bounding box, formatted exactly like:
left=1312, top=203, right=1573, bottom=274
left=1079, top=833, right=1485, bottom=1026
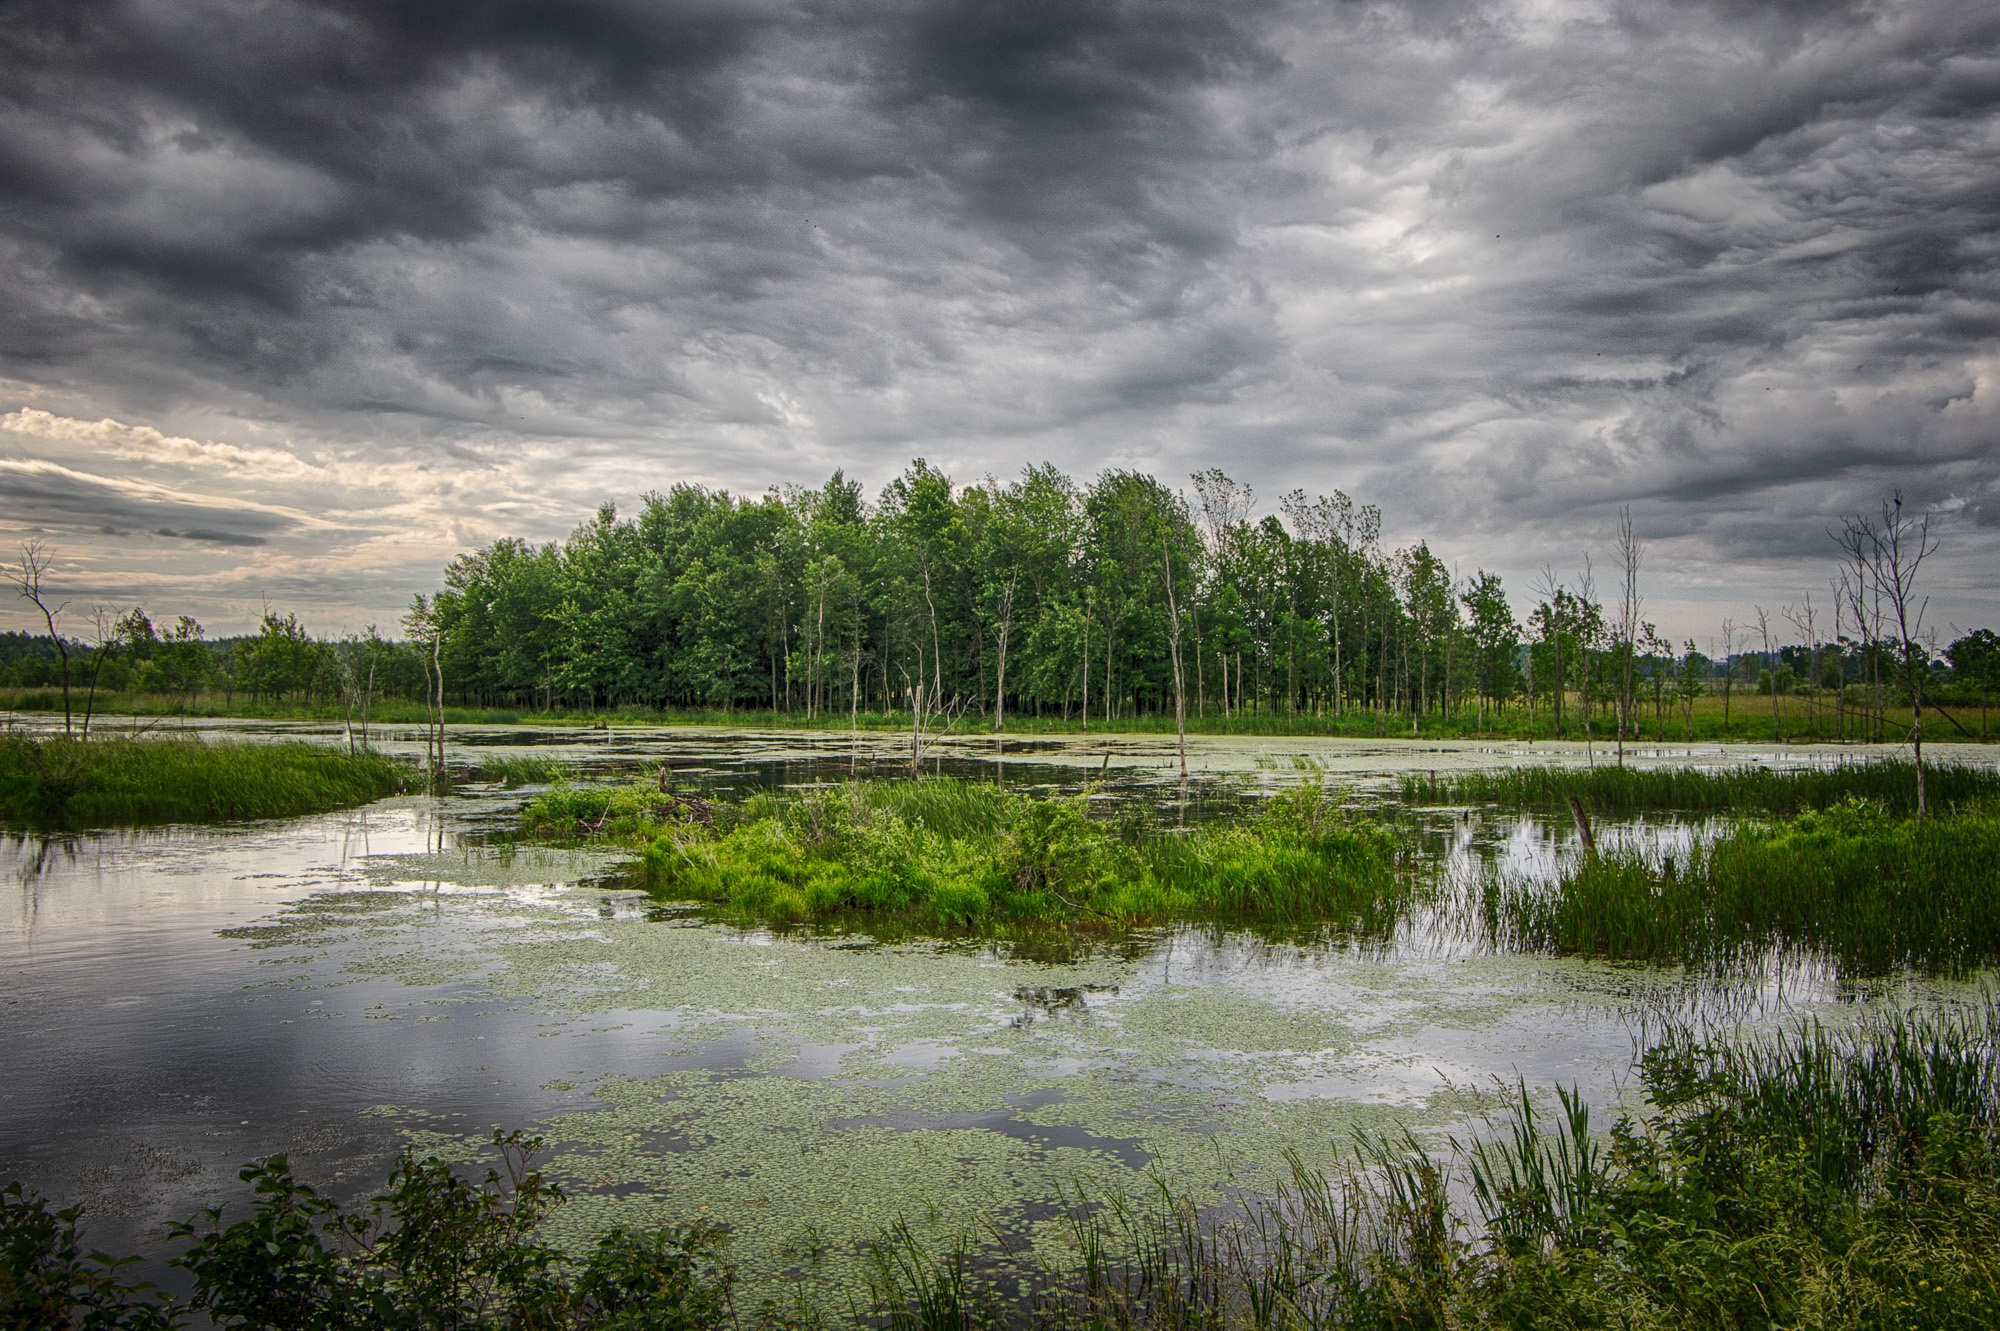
left=4, top=722, right=1995, bottom=1297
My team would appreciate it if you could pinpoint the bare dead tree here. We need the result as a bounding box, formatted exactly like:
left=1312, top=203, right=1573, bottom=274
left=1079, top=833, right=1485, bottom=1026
left=1717, top=617, right=1739, bottom=729
left=991, top=569, right=1018, bottom=733
left=1783, top=594, right=1820, bottom=741
left=1162, top=536, right=1188, bottom=780
left=10, top=540, right=73, bottom=735
left=404, top=595, right=447, bottom=789
left=901, top=669, right=968, bottom=776
left=1843, top=492, right=1939, bottom=818
left=79, top=606, right=122, bottom=740
left=1615, top=507, right=1642, bottom=766
left=1754, top=606, right=1782, bottom=744
left=1832, top=518, right=1881, bottom=742
left=1577, top=558, right=1598, bottom=764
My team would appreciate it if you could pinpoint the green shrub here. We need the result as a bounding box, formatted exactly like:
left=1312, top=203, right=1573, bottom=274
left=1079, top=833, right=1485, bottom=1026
left=3, top=1133, right=731, bottom=1330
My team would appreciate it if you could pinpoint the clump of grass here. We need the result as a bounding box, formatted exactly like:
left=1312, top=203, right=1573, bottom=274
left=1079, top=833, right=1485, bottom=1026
left=0, top=734, right=415, bottom=828
left=466, top=753, right=573, bottom=787
left=1403, top=758, right=2000, bottom=816
left=524, top=777, right=1408, bottom=932
left=1487, top=798, right=2000, bottom=972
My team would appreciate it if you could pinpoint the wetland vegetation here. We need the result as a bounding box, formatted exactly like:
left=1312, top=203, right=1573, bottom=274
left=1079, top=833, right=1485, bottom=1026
left=523, top=776, right=1408, bottom=933
left=1487, top=797, right=2000, bottom=973
left=1401, top=757, right=2000, bottom=816
left=11, top=474, right=1997, bottom=752
left=10, top=1003, right=1999, bottom=1329
left=0, top=733, right=415, bottom=828
left=516, top=759, right=2000, bottom=978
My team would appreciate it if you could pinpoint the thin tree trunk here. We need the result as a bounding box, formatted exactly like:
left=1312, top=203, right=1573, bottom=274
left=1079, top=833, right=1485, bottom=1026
left=1162, top=538, right=1188, bottom=779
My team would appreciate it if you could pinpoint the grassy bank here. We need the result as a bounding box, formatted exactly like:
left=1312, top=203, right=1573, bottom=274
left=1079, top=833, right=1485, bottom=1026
left=8, top=686, right=1992, bottom=743
left=522, top=777, right=1408, bottom=932
left=12, top=1004, right=1999, bottom=1328
left=0, top=734, right=416, bottom=827
left=1487, top=799, right=2000, bottom=972
left=1403, top=757, right=2000, bottom=816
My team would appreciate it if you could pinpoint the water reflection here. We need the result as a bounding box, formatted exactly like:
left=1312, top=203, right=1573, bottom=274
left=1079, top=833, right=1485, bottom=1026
left=3, top=724, right=1995, bottom=1293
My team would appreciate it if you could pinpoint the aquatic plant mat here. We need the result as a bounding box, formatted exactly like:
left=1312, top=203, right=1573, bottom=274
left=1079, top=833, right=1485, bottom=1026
left=523, top=776, right=1410, bottom=933
left=0, top=733, right=415, bottom=827
left=11, top=1003, right=2000, bottom=1328
left=1402, top=756, right=2000, bottom=815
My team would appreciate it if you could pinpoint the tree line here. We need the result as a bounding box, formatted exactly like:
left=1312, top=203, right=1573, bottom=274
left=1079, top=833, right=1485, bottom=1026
left=9, top=467, right=1998, bottom=743
left=406, top=464, right=1994, bottom=741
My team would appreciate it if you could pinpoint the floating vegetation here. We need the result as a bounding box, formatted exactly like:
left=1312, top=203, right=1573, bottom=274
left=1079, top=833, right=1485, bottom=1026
left=522, top=777, right=1410, bottom=933
left=1487, top=799, right=2000, bottom=973
left=16, top=1004, right=2000, bottom=1328
left=0, top=733, right=415, bottom=827
left=1401, top=757, right=2000, bottom=816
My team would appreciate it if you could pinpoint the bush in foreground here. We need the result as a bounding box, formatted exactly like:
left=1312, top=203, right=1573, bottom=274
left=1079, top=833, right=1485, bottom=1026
left=1, top=1132, right=731, bottom=1330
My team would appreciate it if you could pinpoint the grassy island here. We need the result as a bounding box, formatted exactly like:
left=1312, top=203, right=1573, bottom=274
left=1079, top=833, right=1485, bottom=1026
left=522, top=777, right=1408, bottom=932
left=0, top=734, right=415, bottom=827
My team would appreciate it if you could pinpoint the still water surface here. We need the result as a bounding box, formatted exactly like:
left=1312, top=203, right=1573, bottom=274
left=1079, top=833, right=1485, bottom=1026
left=4, top=722, right=1992, bottom=1291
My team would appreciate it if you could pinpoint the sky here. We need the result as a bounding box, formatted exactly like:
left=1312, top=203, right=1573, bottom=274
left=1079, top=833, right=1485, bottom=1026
left=1, top=0, right=1996, bottom=643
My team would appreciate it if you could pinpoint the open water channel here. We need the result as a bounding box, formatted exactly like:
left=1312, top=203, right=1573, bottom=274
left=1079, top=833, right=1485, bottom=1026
left=5, top=720, right=1996, bottom=1296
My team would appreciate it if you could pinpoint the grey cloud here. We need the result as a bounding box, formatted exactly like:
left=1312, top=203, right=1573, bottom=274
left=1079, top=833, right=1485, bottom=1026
left=0, top=466, right=297, bottom=545
left=0, top=0, right=1995, bottom=633
left=154, top=528, right=271, bottom=547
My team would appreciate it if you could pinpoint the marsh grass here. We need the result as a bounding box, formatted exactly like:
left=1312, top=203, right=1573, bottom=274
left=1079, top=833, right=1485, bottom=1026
left=0, top=734, right=414, bottom=828
left=522, top=777, right=1409, bottom=932
left=861, top=1004, right=2000, bottom=1330
left=1486, top=799, right=2000, bottom=972
left=1402, top=757, right=2000, bottom=816
left=465, top=753, right=574, bottom=787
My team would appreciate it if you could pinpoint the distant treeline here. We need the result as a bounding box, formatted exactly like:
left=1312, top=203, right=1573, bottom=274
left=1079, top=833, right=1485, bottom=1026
left=402, top=464, right=1993, bottom=734
left=8, top=463, right=1998, bottom=735
left=0, top=619, right=428, bottom=706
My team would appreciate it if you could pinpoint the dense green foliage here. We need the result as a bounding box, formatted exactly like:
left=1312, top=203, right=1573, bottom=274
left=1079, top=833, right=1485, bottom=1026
left=1, top=1132, right=732, bottom=1330
left=1402, top=758, right=2000, bottom=816
left=0, top=735, right=413, bottom=827
left=1487, top=799, right=2000, bottom=972
left=14, top=1008, right=2000, bottom=1328
left=10, top=464, right=1995, bottom=742
left=525, top=777, right=1408, bottom=931
left=415, top=463, right=1994, bottom=739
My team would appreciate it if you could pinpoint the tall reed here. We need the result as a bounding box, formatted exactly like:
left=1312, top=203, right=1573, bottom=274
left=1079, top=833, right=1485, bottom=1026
left=1403, top=758, right=2000, bottom=816
left=1486, top=800, right=2000, bottom=972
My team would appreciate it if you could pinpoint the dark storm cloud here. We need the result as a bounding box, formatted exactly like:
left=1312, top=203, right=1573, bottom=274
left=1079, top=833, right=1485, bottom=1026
left=0, top=0, right=1996, bottom=631
left=0, top=461, right=297, bottom=545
